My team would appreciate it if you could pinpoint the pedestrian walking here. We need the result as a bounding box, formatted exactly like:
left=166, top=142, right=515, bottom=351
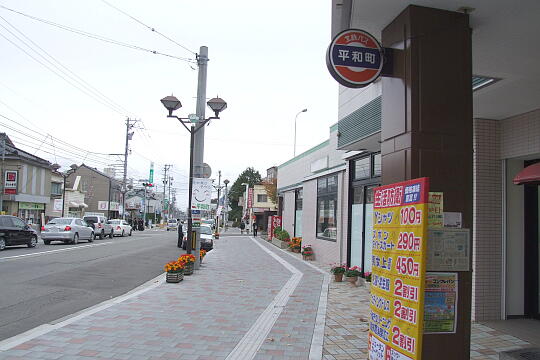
left=177, top=219, right=184, bottom=248
left=252, top=222, right=258, bottom=236
left=239, top=221, right=245, bottom=234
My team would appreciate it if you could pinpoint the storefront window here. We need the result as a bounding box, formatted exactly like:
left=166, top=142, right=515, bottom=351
left=373, top=153, right=382, bottom=177
left=317, top=175, right=338, bottom=240
left=354, top=157, right=370, bottom=180
left=350, top=186, right=364, bottom=267
left=295, top=188, right=303, bottom=237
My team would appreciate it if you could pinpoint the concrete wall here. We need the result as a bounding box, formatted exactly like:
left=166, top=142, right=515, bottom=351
left=500, top=108, right=540, bottom=159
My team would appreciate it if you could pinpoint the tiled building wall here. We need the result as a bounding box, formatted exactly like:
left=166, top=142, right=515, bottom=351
left=473, top=118, right=502, bottom=320
left=500, top=108, right=540, bottom=159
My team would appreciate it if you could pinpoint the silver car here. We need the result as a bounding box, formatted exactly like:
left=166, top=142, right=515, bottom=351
left=41, top=217, right=94, bottom=245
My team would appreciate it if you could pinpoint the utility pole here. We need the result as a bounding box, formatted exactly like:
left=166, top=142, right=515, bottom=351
left=162, top=164, right=171, bottom=222
left=0, top=133, right=5, bottom=214
left=216, top=170, right=221, bottom=231
left=191, top=45, right=208, bottom=270
left=168, top=176, right=173, bottom=219
left=122, top=118, right=138, bottom=219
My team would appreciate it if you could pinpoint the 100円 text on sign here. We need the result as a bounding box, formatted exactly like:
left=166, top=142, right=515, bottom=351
left=368, top=178, right=429, bottom=360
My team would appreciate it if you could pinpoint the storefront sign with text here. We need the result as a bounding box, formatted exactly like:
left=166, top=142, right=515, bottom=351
left=369, top=178, right=429, bottom=360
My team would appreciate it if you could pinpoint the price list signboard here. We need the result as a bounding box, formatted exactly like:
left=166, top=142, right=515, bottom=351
left=368, top=178, right=429, bottom=360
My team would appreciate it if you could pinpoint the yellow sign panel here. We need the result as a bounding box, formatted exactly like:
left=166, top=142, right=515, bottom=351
left=369, top=178, right=429, bottom=360
left=428, top=192, right=444, bottom=228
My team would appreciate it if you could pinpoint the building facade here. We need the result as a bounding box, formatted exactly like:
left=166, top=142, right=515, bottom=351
left=326, top=0, right=540, bottom=328
left=1, top=134, right=51, bottom=228
left=65, top=164, right=122, bottom=219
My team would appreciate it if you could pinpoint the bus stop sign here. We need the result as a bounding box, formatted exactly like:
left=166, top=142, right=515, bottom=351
left=326, top=29, right=384, bottom=88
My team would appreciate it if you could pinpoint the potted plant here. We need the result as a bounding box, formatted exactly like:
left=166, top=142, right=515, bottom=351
left=330, top=263, right=346, bottom=282
left=288, top=237, right=301, bottom=253
left=178, top=254, right=196, bottom=275
left=200, top=249, right=207, bottom=263
left=301, top=245, right=314, bottom=260
left=364, top=271, right=372, bottom=289
left=164, top=260, right=184, bottom=283
left=345, top=266, right=362, bottom=284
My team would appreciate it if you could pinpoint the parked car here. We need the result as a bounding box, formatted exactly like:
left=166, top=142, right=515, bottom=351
left=108, top=219, right=132, bottom=237
left=182, top=224, right=214, bottom=251
left=166, top=219, right=178, bottom=231
left=41, top=218, right=94, bottom=245
left=0, top=215, right=38, bottom=250
left=83, top=215, right=113, bottom=239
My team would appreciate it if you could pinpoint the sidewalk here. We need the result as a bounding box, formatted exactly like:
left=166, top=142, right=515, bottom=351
left=0, top=234, right=535, bottom=359
left=0, top=235, right=326, bottom=360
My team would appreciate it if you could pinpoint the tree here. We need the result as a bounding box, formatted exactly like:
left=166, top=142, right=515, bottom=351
left=228, top=167, right=262, bottom=222
left=262, top=177, right=277, bottom=204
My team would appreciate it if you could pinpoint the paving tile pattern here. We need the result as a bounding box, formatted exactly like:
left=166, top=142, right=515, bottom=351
left=254, top=240, right=324, bottom=360
left=0, top=237, right=295, bottom=359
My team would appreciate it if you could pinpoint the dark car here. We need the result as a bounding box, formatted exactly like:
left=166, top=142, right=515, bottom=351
left=0, top=215, right=38, bottom=250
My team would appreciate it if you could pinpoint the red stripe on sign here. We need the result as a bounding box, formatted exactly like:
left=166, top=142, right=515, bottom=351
left=336, top=66, right=378, bottom=83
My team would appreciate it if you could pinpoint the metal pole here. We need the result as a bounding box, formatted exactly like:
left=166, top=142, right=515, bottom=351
left=162, top=165, right=168, bottom=222
left=61, top=174, right=66, bottom=217
left=143, top=184, right=147, bottom=227
left=186, top=128, right=195, bottom=254
left=224, top=183, right=228, bottom=229
left=216, top=170, right=221, bottom=231
left=168, top=176, right=172, bottom=221
left=122, top=118, right=132, bottom=219
left=192, top=45, right=208, bottom=270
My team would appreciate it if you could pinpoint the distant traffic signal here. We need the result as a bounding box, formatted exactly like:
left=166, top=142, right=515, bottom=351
left=142, top=182, right=154, bottom=187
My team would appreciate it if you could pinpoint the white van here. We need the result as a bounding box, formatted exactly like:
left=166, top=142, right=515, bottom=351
left=166, top=219, right=178, bottom=231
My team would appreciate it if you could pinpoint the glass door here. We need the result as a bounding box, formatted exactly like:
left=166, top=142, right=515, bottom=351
left=350, top=187, right=364, bottom=267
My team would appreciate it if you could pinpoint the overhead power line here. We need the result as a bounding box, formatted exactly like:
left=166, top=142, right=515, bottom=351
left=99, top=0, right=196, bottom=56
left=0, top=17, right=132, bottom=116
left=0, top=4, right=196, bottom=63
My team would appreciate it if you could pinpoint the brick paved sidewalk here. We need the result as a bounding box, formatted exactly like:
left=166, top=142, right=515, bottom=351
left=0, top=236, right=326, bottom=360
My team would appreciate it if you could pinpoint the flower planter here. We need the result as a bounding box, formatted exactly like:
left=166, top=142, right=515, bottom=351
left=292, top=248, right=301, bottom=253
left=166, top=271, right=184, bottom=283
left=184, top=262, right=194, bottom=275
left=302, top=254, right=314, bottom=261
left=346, top=276, right=358, bottom=284
left=334, top=273, right=343, bottom=282
left=271, top=237, right=289, bottom=249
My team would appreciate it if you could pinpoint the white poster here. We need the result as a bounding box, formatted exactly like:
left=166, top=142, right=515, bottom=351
left=53, top=198, right=63, bottom=211
left=191, top=178, right=212, bottom=211
left=98, top=201, right=109, bottom=211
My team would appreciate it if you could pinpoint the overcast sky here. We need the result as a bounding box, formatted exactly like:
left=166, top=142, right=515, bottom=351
left=0, top=0, right=338, bottom=208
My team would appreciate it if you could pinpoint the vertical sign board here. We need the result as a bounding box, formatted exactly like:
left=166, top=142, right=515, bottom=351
left=369, top=178, right=429, bottom=360
left=247, top=188, right=254, bottom=209
left=4, top=170, right=17, bottom=194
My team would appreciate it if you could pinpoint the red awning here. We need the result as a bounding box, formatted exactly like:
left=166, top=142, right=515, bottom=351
left=513, top=162, right=540, bottom=185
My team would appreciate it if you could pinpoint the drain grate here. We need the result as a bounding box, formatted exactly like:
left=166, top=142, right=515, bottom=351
left=500, top=348, right=540, bottom=360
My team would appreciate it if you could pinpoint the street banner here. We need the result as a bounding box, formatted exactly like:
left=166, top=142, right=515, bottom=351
left=4, top=170, right=17, bottom=194
left=369, top=177, right=429, bottom=360
left=247, top=187, right=254, bottom=208
left=268, top=215, right=282, bottom=240
left=192, top=178, right=212, bottom=211
left=424, top=272, right=458, bottom=334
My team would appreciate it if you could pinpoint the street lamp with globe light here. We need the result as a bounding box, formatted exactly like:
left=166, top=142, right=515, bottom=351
left=160, top=94, right=227, bottom=254
left=294, top=108, right=307, bottom=157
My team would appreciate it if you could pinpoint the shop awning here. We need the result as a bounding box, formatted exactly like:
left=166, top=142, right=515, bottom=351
left=513, top=163, right=540, bottom=185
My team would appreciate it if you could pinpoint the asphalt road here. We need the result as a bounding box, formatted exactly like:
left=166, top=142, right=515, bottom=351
left=0, top=229, right=183, bottom=341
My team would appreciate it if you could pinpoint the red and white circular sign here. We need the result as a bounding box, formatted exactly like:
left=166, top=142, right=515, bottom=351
left=326, top=29, right=384, bottom=88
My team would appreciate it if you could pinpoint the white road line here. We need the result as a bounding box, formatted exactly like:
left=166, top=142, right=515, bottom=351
left=0, top=241, right=114, bottom=261
left=256, top=237, right=330, bottom=360
left=225, top=237, right=303, bottom=360
left=0, top=272, right=165, bottom=351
